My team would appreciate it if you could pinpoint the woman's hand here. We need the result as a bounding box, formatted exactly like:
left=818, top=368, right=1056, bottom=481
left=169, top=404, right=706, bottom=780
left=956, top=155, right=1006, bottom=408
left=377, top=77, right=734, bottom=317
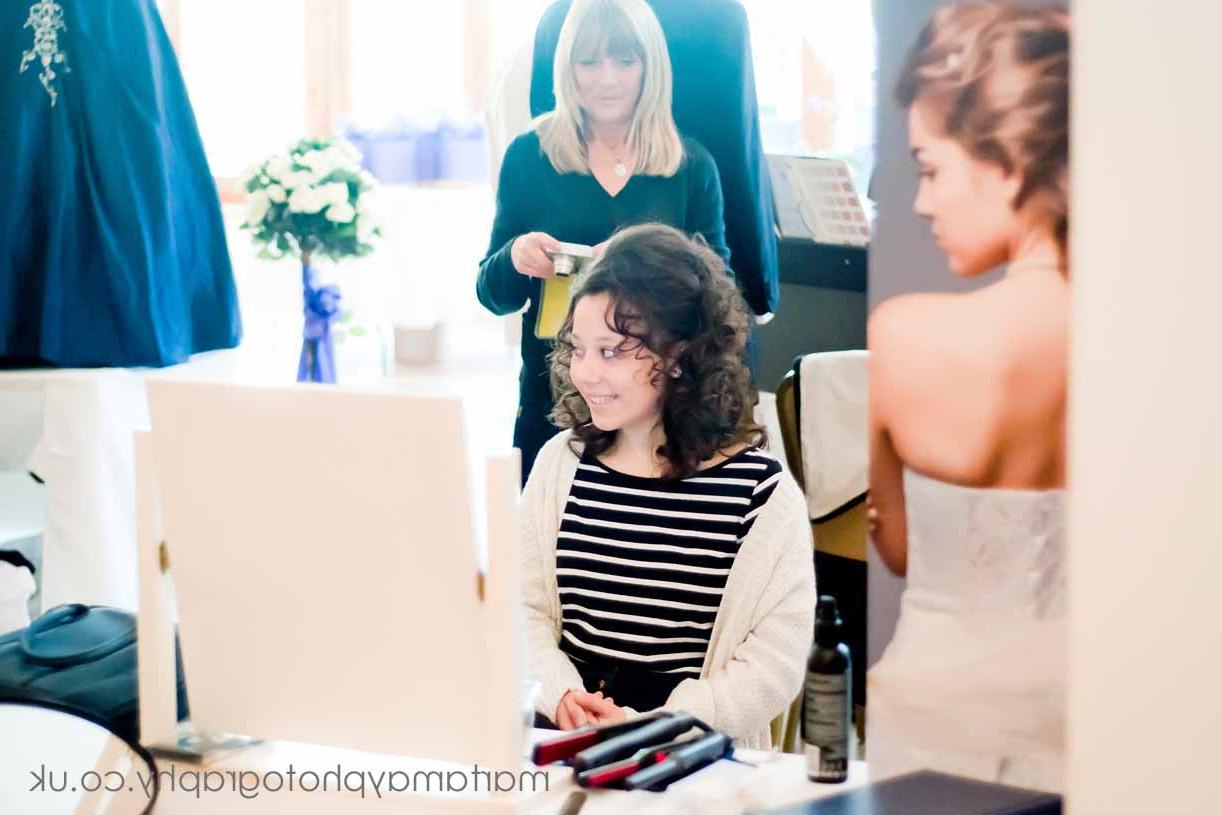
left=584, top=695, right=627, bottom=725
left=555, top=690, right=595, bottom=729
left=511, top=232, right=562, bottom=279
left=554, top=690, right=627, bottom=729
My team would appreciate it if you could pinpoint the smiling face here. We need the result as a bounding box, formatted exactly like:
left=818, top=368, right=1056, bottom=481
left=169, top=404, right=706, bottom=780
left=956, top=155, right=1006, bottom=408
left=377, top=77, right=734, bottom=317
left=908, top=97, right=1024, bottom=276
left=568, top=293, right=665, bottom=435
left=573, top=47, right=644, bottom=129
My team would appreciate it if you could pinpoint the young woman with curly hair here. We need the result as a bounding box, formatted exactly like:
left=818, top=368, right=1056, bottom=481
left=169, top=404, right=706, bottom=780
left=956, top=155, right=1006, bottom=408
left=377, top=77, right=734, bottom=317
left=520, top=223, right=814, bottom=748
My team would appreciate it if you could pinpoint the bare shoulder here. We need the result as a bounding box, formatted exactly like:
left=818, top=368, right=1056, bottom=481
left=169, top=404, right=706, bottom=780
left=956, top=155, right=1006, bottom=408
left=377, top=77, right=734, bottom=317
left=868, top=288, right=1024, bottom=424
left=869, top=292, right=965, bottom=348
left=868, top=292, right=964, bottom=389
left=868, top=278, right=1068, bottom=486
left=871, top=281, right=1065, bottom=371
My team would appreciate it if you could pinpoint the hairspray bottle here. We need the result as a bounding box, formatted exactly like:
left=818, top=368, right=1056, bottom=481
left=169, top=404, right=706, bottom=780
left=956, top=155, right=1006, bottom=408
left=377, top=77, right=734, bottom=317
left=802, top=595, right=852, bottom=783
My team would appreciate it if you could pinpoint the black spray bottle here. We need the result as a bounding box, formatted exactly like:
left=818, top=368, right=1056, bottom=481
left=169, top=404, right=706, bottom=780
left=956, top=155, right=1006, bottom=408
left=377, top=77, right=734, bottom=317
left=802, top=594, right=852, bottom=783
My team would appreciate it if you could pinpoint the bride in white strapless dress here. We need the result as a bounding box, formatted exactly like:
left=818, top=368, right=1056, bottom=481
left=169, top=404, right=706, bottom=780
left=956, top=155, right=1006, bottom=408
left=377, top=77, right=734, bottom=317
left=867, top=470, right=1066, bottom=791
left=866, top=1, right=1071, bottom=794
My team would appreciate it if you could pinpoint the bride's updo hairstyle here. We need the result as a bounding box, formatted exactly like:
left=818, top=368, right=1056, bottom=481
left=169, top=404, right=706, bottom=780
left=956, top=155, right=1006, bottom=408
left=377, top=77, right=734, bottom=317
left=897, top=1, right=1070, bottom=252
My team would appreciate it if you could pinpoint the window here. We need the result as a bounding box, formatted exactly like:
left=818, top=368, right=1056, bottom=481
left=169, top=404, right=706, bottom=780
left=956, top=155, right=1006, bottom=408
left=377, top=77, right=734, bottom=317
left=348, top=1, right=466, bottom=125
left=743, top=0, right=877, bottom=190
left=173, top=0, right=309, bottom=181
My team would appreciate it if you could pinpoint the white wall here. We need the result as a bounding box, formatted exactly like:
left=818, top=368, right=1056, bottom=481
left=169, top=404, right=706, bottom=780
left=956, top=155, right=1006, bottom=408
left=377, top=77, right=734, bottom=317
left=1070, top=1, right=1222, bottom=811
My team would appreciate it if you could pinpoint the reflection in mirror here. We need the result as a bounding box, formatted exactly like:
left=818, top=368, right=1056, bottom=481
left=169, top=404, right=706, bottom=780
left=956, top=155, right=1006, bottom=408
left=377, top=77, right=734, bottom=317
left=0, top=700, right=158, bottom=815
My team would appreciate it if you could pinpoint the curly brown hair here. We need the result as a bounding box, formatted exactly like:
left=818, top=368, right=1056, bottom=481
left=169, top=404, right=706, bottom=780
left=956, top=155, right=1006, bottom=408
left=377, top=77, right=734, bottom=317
left=548, top=223, right=764, bottom=479
left=896, top=1, right=1069, bottom=252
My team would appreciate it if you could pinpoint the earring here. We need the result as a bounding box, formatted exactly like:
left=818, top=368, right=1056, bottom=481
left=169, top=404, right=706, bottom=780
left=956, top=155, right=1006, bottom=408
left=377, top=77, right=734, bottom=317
left=670, top=367, right=682, bottom=379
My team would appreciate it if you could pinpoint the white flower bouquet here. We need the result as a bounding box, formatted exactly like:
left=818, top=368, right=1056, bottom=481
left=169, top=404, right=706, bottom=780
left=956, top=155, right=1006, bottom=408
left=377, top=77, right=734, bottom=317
left=240, top=137, right=382, bottom=383
left=241, top=136, right=382, bottom=262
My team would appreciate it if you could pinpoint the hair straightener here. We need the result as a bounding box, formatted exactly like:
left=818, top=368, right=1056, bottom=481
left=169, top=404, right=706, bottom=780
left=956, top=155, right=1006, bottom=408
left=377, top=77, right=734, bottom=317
left=569, top=713, right=705, bottom=772
left=575, top=736, right=701, bottom=789
left=533, top=710, right=735, bottom=791
left=530, top=711, right=671, bottom=766
left=622, top=731, right=735, bottom=792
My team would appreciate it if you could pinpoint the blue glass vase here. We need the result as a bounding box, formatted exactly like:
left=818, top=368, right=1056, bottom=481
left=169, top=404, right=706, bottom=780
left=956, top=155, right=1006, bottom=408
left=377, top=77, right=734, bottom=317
left=297, top=260, right=342, bottom=384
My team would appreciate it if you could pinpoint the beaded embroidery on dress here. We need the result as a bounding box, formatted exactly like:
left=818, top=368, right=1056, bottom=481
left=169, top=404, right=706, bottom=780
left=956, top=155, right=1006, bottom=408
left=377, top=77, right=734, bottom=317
left=19, top=1, right=69, bottom=107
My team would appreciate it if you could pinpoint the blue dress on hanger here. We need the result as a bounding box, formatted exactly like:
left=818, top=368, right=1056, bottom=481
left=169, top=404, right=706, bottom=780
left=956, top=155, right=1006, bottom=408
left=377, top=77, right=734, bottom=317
left=0, top=0, right=241, bottom=367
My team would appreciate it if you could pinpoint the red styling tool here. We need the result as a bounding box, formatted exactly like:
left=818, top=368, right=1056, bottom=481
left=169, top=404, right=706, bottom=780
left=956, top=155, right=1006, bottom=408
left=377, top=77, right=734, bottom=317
left=575, top=736, right=699, bottom=789
left=570, top=712, right=703, bottom=772
left=530, top=711, right=670, bottom=766
left=623, top=731, right=735, bottom=791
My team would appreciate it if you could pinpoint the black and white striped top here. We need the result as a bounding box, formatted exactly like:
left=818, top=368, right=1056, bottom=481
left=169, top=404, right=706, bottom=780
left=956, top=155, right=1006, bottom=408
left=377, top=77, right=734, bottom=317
left=556, top=446, right=784, bottom=678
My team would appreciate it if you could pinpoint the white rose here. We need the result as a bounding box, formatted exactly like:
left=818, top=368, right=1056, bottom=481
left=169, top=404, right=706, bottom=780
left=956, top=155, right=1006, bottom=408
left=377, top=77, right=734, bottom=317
left=325, top=201, right=356, bottom=224
left=266, top=155, right=292, bottom=181
left=318, top=182, right=349, bottom=208
left=315, top=163, right=339, bottom=184
left=332, top=147, right=360, bottom=174
left=244, top=189, right=270, bottom=226
left=320, top=150, right=346, bottom=175
left=281, top=170, right=314, bottom=190
left=266, top=184, right=287, bottom=204
left=288, top=186, right=325, bottom=214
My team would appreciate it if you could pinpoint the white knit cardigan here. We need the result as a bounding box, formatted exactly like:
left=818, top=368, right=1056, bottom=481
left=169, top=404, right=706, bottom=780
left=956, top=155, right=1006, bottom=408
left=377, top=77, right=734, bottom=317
left=521, top=431, right=817, bottom=749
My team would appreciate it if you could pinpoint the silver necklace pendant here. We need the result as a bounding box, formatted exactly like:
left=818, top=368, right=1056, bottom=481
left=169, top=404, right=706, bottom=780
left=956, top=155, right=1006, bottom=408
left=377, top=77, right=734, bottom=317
left=613, top=162, right=628, bottom=178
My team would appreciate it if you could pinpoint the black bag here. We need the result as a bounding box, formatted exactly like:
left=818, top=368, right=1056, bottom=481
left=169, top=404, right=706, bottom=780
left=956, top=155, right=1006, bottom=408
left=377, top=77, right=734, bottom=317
left=0, top=603, right=189, bottom=743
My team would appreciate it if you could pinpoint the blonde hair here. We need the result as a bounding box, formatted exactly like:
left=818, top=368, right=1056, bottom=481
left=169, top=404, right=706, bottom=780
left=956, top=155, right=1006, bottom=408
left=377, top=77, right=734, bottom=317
left=536, top=0, right=684, bottom=177
left=897, top=1, right=1070, bottom=252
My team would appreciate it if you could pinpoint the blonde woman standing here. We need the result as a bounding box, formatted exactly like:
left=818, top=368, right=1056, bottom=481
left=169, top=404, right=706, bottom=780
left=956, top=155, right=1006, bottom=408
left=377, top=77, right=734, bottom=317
left=477, top=0, right=730, bottom=483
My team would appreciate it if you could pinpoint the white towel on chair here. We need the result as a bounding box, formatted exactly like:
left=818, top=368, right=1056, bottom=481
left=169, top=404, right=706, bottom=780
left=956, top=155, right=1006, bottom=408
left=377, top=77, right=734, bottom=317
left=798, top=351, right=868, bottom=519
left=0, top=562, right=34, bottom=636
